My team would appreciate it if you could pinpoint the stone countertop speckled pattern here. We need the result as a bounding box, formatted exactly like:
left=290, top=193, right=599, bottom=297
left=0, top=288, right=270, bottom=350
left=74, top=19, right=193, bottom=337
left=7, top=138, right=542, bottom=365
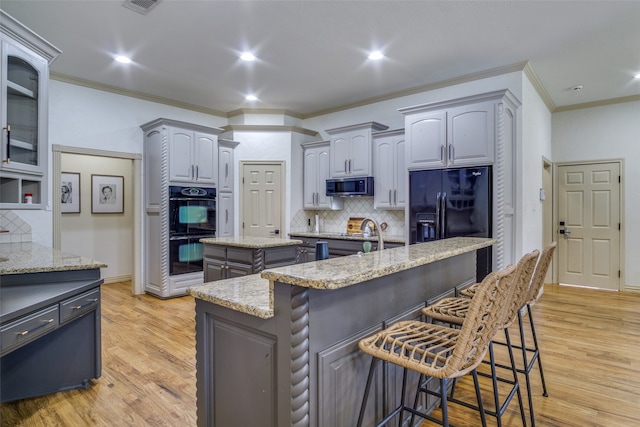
left=188, top=237, right=494, bottom=319
left=0, top=242, right=108, bottom=275
left=199, top=236, right=302, bottom=248
left=261, top=237, right=495, bottom=290
left=289, top=231, right=405, bottom=244
left=188, top=274, right=273, bottom=319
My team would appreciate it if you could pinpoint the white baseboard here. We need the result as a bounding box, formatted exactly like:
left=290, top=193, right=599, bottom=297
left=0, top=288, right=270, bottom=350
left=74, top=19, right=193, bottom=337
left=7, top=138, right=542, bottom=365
left=102, top=274, right=132, bottom=284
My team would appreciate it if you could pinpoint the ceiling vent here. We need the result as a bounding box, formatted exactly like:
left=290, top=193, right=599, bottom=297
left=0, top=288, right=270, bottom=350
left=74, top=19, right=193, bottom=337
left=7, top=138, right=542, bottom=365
left=122, top=0, right=161, bottom=15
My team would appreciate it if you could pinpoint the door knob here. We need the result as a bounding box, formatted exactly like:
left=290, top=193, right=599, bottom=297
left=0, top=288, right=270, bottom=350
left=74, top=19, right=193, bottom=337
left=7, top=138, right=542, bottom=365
left=559, top=228, right=571, bottom=238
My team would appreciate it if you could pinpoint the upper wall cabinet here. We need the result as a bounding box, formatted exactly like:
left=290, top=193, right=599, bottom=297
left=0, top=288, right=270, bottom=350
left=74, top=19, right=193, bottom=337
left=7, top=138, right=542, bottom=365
left=302, top=140, right=343, bottom=211
left=169, top=127, right=219, bottom=185
left=326, top=122, right=388, bottom=178
left=373, top=129, right=406, bottom=210
left=401, top=98, right=496, bottom=170
left=0, top=11, right=61, bottom=209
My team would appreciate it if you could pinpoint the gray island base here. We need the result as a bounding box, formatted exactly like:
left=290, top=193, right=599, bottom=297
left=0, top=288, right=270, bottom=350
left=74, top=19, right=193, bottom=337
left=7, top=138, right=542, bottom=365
left=188, top=237, right=495, bottom=427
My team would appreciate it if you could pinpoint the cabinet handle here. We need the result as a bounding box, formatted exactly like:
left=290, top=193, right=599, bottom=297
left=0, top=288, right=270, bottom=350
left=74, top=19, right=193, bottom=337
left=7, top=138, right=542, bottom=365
left=389, top=189, right=392, bottom=205
left=440, top=145, right=445, bottom=162
left=344, top=160, right=348, bottom=174
left=225, top=209, right=229, bottom=223
left=3, top=125, right=10, bottom=163
left=394, top=189, right=397, bottom=205
left=225, top=163, right=229, bottom=178
left=72, top=298, right=99, bottom=311
left=348, top=159, right=352, bottom=174
left=195, top=165, right=199, bottom=180
left=449, top=144, right=454, bottom=162
left=18, top=318, right=54, bottom=336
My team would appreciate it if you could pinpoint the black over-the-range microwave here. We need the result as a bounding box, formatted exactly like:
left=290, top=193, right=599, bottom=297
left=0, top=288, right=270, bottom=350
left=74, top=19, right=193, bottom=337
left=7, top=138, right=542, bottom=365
left=326, top=176, right=374, bottom=197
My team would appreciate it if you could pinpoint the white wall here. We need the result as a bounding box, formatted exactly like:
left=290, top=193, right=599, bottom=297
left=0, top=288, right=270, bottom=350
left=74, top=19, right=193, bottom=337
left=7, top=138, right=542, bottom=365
left=552, top=100, right=640, bottom=288
left=12, top=80, right=227, bottom=246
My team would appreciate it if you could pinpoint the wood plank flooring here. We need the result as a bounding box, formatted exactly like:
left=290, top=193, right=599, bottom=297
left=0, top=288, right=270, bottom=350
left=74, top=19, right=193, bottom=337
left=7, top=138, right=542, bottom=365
left=2, top=282, right=640, bottom=426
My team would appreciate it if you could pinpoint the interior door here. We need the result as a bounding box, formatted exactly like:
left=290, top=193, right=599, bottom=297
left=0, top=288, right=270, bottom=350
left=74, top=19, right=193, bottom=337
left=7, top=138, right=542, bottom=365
left=557, top=162, right=620, bottom=290
left=241, top=162, right=283, bottom=238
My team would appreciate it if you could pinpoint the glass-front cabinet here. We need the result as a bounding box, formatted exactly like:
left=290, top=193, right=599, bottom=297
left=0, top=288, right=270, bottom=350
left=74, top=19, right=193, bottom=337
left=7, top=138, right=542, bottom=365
left=1, top=11, right=60, bottom=208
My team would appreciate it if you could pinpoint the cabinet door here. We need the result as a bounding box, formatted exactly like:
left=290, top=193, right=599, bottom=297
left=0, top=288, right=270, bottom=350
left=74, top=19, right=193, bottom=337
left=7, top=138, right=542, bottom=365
left=217, top=191, right=234, bottom=237
left=169, top=128, right=194, bottom=182
left=193, top=132, right=217, bottom=184
left=405, top=111, right=447, bottom=169
left=447, top=101, right=495, bottom=167
left=373, top=136, right=394, bottom=209
left=330, top=135, right=350, bottom=177
left=303, top=147, right=319, bottom=208
left=218, top=145, right=233, bottom=192
left=226, top=262, right=253, bottom=278
left=315, top=147, right=333, bottom=208
left=393, top=136, right=406, bottom=208
left=204, top=258, right=225, bottom=282
left=348, top=130, right=371, bottom=176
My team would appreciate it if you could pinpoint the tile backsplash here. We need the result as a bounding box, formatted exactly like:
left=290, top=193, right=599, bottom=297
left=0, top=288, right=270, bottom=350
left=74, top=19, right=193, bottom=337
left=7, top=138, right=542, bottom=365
left=291, top=198, right=405, bottom=236
left=0, top=210, right=32, bottom=243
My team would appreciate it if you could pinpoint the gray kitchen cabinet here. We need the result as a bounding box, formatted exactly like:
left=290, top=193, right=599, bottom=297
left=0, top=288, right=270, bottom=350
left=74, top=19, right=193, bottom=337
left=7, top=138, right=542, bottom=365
left=203, top=243, right=298, bottom=282
left=373, top=129, right=406, bottom=210
left=0, top=269, right=103, bottom=402
left=302, top=140, right=343, bottom=210
left=169, top=127, right=218, bottom=184
left=402, top=97, right=497, bottom=170
left=141, top=118, right=224, bottom=298
left=326, top=122, right=388, bottom=178
left=0, top=11, right=60, bottom=209
left=217, top=139, right=239, bottom=237
left=296, top=236, right=403, bottom=262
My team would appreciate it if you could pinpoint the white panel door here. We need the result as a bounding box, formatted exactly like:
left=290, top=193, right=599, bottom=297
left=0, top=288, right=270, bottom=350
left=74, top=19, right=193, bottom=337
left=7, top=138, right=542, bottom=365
left=241, top=163, right=283, bottom=238
left=557, top=162, right=620, bottom=290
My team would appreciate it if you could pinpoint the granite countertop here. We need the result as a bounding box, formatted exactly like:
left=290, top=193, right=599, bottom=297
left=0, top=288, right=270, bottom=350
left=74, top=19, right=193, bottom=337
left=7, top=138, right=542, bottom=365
left=188, top=237, right=494, bottom=319
left=0, top=242, right=108, bottom=275
left=200, top=236, right=302, bottom=248
left=289, top=231, right=405, bottom=244
left=188, top=274, right=273, bottom=319
left=262, top=237, right=494, bottom=290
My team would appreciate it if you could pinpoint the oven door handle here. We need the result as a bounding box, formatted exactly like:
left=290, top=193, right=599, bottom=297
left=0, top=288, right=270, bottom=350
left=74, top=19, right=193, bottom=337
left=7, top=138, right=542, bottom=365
left=169, top=235, right=215, bottom=241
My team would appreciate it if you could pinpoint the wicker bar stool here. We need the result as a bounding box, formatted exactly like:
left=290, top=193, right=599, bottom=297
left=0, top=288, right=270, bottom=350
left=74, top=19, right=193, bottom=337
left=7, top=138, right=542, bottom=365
left=459, top=243, right=556, bottom=427
left=421, top=249, right=540, bottom=427
left=356, top=264, right=517, bottom=427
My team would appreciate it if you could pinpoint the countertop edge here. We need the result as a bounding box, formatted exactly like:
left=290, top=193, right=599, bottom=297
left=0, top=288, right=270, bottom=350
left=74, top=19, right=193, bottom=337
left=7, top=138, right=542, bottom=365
left=200, top=237, right=302, bottom=248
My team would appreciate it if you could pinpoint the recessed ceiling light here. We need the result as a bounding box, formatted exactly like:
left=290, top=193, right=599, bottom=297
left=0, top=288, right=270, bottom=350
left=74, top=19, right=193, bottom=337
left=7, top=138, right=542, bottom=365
left=368, top=51, right=384, bottom=60
left=571, top=85, right=584, bottom=92
left=245, top=95, right=258, bottom=101
left=240, top=52, right=256, bottom=62
left=114, top=55, right=132, bottom=64
left=634, top=72, right=640, bottom=79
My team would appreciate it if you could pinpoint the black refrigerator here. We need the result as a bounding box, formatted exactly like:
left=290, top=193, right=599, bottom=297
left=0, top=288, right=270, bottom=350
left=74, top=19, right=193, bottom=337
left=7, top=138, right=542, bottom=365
left=409, top=166, right=492, bottom=281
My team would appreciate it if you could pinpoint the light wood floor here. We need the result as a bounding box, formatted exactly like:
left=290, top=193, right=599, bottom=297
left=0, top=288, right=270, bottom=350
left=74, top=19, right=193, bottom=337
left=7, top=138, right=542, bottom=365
left=2, top=282, right=640, bottom=426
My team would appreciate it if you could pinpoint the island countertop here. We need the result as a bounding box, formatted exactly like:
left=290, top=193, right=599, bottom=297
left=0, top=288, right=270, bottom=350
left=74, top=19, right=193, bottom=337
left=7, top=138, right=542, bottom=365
left=188, top=237, right=495, bottom=319
left=199, top=236, right=302, bottom=248
left=261, top=237, right=494, bottom=290
left=0, top=242, right=107, bottom=275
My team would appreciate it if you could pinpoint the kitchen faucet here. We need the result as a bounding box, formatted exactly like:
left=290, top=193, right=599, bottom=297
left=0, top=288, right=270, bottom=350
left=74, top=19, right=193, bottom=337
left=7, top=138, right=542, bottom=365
left=360, top=218, right=384, bottom=251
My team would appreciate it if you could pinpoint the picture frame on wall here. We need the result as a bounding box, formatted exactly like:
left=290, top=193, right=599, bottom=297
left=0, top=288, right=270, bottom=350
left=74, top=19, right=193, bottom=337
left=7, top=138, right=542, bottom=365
left=61, top=172, right=81, bottom=214
left=91, top=174, right=124, bottom=214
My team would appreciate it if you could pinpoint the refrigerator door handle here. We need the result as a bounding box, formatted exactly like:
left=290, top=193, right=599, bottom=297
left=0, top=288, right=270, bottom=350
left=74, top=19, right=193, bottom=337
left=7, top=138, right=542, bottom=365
left=440, top=192, right=447, bottom=239
left=435, top=192, right=442, bottom=239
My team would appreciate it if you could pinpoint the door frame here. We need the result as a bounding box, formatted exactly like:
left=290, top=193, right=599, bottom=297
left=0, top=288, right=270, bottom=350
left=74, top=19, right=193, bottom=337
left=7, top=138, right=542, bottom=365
left=239, top=160, right=285, bottom=238
left=52, top=145, right=143, bottom=294
left=542, top=157, right=554, bottom=284
left=552, top=158, right=625, bottom=290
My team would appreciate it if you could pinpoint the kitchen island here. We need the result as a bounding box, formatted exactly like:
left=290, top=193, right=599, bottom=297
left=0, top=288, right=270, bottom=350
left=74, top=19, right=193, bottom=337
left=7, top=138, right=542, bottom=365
left=188, top=237, right=494, bottom=427
left=200, top=236, right=302, bottom=282
left=0, top=243, right=106, bottom=402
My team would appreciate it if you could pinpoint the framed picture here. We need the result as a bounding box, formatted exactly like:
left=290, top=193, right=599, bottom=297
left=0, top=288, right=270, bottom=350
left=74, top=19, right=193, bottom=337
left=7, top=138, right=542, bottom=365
left=61, top=172, right=81, bottom=213
left=91, top=174, right=124, bottom=214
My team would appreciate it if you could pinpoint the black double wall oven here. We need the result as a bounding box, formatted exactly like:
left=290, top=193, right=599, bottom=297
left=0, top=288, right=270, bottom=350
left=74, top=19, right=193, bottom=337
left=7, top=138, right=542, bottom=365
left=168, top=186, right=216, bottom=276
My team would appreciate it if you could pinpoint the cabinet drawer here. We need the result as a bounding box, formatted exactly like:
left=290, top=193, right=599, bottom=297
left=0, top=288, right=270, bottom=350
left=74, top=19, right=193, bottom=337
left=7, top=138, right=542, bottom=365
left=226, top=247, right=253, bottom=264
left=1, top=305, right=59, bottom=355
left=59, top=288, right=100, bottom=323
left=204, top=245, right=227, bottom=260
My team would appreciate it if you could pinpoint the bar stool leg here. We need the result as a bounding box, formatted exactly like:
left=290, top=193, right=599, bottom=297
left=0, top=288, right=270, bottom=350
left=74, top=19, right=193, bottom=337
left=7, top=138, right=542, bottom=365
left=504, top=328, right=528, bottom=426
left=528, top=303, right=549, bottom=397
left=472, top=370, right=488, bottom=427
left=357, top=356, right=379, bottom=427
left=440, top=378, right=449, bottom=426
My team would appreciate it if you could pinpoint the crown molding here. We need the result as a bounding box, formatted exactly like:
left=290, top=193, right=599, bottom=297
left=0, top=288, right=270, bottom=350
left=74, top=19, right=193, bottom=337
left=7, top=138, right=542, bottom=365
left=523, top=62, right=556, bottom=112
left=553, top=94, right=640, bottom=112
left=50, top=72, right=228, bottom=118
left=222, top=124, right=319, bottom=137
left=226, top=108, right=303, bottom=119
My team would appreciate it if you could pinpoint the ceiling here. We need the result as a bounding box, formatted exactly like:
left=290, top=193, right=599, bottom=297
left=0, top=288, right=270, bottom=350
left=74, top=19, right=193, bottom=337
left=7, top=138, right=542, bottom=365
left=2, top=0, right=640, bottom=117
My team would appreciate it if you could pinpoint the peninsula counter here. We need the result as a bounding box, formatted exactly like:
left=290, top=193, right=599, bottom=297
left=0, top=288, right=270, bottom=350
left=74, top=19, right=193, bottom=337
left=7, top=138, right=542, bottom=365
left=188, top=237, right=494, bottom=427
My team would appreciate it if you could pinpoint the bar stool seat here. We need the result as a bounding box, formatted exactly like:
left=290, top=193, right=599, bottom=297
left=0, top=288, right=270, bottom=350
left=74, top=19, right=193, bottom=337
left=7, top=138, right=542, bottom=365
left=356, top=264, right=517, bottom=427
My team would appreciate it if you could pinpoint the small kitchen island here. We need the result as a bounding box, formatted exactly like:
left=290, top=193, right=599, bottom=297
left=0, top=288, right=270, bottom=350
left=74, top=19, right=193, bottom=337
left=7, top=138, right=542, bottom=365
left=0, top=243, right=106, bottom=402
left=188, top=237, right=494, bottom=427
